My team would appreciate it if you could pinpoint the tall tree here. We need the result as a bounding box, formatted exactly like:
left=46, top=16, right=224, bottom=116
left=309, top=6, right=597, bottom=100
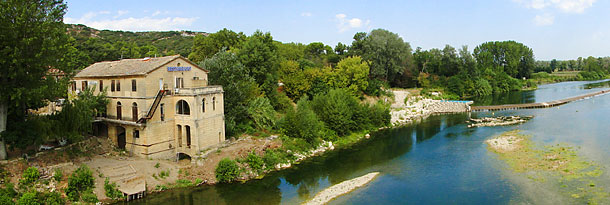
left=189, top=28, right=245, bottom=63
left=0, top=0, right=72, bottom=159
left=237, top=31, right=279, bottom=100
left=202, top=51, right=260, bottom=136
left=352, top=29, right=413, bottom=85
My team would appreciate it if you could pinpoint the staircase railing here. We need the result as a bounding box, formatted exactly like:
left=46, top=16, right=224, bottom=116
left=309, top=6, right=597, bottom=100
left=137, top=90, right=165, bottom=123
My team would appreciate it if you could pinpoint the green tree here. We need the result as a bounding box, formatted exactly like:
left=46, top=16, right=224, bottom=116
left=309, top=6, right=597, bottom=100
left=0, top=0, right=72, bottom=159
left=324, top=56, right=370, bottom=96
left=66, top=165, right=95, bottom=202
left=473, top=40, right=535, bottom=79
left=280, top=98, right=330, bottom=143
left=246, top=97, right=277, bottom=130
left=189, top=28, right=245, bottom=63
left=311, top=89, right=360, bottom=136
left=201, top=51, right=260, bottom=136
left=352, top=29, right=413, bottom=85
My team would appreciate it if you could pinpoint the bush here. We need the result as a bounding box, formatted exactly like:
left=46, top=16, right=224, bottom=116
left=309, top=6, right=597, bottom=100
left=80, top=190, right=98, bottom=203
left=66, top=165, right=95, bottom=201
left=245, top=151, right=264, bottom=174
left=0, top=193, right=13, bottom=205
left=53, top=169, right=63, bottom=182
left=43, top=192, right=65, bottom=205
left=246, top=97, right=277, bottom=130
left=20, top=167, right=40, bottom=185
left=262, top=149, right=292, bottom=170
left=17, top=191, right=39, bottom=205
left=215, top=158, right=241, bottom=183
left=173, top=179, right=193, bottom=188
left=311, top=89, right=360, bottom=136
left=472, top=78, right=493, bottom=96
left=280, top=98, right=329, bottom=143
left=104, top=178, right=124, bottom=200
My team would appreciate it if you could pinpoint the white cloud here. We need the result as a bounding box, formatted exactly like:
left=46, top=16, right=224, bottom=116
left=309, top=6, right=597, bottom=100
left=335, top=13, right=369, bottom=32
left=534, top=13, right=555, bottom=26
left=65, top=11, right=197, bottom=31
left=514, top=0, right=596, bottom=13
left=115, top=10, right=128, bottom=18
left=301, top=12, right=312, bottom=17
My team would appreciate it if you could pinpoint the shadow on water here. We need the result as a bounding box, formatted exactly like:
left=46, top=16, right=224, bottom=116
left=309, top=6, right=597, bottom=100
left=468, top=91, right=536, bottom=106
left=124, top=114, right=468, bottom=205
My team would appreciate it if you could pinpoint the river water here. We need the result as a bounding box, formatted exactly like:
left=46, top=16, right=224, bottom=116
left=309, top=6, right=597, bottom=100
left=126, top=80, right=610, bottom=205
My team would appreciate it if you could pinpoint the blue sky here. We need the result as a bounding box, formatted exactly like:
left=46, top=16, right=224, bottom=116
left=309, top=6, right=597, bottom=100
left=65, top=0, right=610, bottom=60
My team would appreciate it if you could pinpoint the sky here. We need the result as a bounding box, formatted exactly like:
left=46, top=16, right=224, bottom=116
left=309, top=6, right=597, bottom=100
left=64, top=0, right=610, bottom=60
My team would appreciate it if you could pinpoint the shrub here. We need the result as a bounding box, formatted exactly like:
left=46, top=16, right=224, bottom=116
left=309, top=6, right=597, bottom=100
left=43, top=191, right=65, bottom=205
left=53, top=169, right=63, bottom=182
left=215, top=158, right=241, bottom=183
left=17, top=191, right=39, bottom=205
left=311, top=89, right=360, bottom=136
left=0, top=194, right=13, bottom=205
left=246, top=97, right=277, bottom=130
left=245, top=151, right=264, bottom=174
left=104, top=178, right=124, bottom=200
left=154, top=162, right=160, bottom=168
left=80, top=189, right=98, bottom=203
left=173, top=179, right=193, bottom=188
left=262, top=149, right=291, bottom=170
left=280, top=98, right=328, bottom=143
left=20, top=167, right=40, bottom=185
left=66, top=165, right=95, bottom=201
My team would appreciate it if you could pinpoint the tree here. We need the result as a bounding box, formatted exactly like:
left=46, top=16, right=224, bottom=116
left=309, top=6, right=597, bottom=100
left=0, top=0, right=72, bottom=159
left=352, top=29, right=413, bottom=85
left=202, top=51, right=260, bottom=136
left=324, top=56, right=370, bottom=96
left=188, top=28, right=245, bottom=63
left=473, top=41, right=535, bottom=79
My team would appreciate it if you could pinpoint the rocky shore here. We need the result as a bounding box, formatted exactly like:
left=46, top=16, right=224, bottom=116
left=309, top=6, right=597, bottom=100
left=468, top=116, right=533, bottom=128
left=304, top=172, right=380, bottom=205
left=390, top=90, right=471, bottom=126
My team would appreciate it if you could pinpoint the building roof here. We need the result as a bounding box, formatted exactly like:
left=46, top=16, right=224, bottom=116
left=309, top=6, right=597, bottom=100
left=75, top=55, right=206, bottom=78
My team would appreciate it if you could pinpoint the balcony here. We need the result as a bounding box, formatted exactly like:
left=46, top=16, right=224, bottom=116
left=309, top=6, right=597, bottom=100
left=173, top=85, right=223, bottom=96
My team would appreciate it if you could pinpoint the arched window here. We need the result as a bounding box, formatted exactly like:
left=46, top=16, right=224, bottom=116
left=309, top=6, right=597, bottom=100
left=117, top=102, right=122, bottom=120
left=202, top=98, right=206, bottom=113
left=212, top=97, right=216, bottom=111
left=176, top=100, right=190, bottom=115
left=132, top=102, right=138, bottom=122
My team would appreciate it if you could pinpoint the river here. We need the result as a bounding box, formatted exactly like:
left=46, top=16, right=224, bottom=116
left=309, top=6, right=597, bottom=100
left=125, top=80, right=610, bottom=204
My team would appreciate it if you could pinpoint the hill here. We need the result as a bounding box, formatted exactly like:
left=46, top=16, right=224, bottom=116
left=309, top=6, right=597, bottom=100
left=66, top=24, right=208, bottom=67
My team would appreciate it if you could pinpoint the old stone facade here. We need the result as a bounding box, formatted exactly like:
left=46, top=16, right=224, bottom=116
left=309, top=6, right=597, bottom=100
left=72, top=55, right=225, bottom=159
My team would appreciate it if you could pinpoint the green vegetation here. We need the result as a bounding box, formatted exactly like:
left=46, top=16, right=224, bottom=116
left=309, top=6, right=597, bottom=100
left=488, top=131, right=609, bottom=204
left=65, top=165, right=95, bottom=202
left=53, top=169, right=63, bottom=182
left=20, top=167, right=40, bottom=185
left=104, top=178, right=124, bottom=200
left=215, top=158, right=242, bottom=183
left=244, top=151, right=264, bottom=174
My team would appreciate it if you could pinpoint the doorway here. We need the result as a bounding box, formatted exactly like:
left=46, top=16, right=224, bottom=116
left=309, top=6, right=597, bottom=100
left=116, top=126, right=126, bottom=149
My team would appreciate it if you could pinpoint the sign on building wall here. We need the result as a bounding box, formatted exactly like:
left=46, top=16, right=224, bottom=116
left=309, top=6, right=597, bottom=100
left=167, top=66, right=192, bottom=72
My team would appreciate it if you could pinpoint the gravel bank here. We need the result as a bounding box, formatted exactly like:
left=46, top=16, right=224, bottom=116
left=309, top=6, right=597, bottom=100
left=304, top=172, right=380, bottom=205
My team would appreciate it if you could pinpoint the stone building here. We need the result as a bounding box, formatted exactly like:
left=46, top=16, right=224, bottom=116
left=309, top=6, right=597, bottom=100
left=72, top=55, right=225, bottom=159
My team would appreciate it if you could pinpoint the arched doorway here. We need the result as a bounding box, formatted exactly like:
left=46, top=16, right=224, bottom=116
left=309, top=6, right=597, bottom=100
left=116, top=126, right=126, bottom=149
left=93, top=122, right=108, bottom=138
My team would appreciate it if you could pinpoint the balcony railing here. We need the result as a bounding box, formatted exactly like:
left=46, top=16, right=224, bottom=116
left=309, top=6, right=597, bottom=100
left=174, top=85, right=223, bottom=95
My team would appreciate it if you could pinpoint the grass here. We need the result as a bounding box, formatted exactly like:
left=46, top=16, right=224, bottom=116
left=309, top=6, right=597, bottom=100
left=488, top=130, right=609, bottom=204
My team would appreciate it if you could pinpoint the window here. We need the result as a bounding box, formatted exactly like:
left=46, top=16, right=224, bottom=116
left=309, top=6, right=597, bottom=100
left=177, top=125, right=182, bottom=147
left=176, top=100, right=190, bottom=115
left=117, top=102, right=122, bottom=120
left=117, top=80, right=121, bottom=91
left=111, top=80, right=115, bottom=92
left=132, top=79, right=137, bottom=92
left=81, top=81, right=88, bottom=91
left=186, top=126, right=191, bottom=147
left=212, top=97, right=216, bottom=111
left=175, top=77, right=184, bottom=88
left=133, top=130, right=139, bottom=139
left=132, top=102, right=138, bottom=122
left=160, top=103, right=165, bottom=121
left=99, top=80, right=103, bottom=92
left=202, top=98, right=206, bottom=113
left=71, top=81, right=76, bottom=91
